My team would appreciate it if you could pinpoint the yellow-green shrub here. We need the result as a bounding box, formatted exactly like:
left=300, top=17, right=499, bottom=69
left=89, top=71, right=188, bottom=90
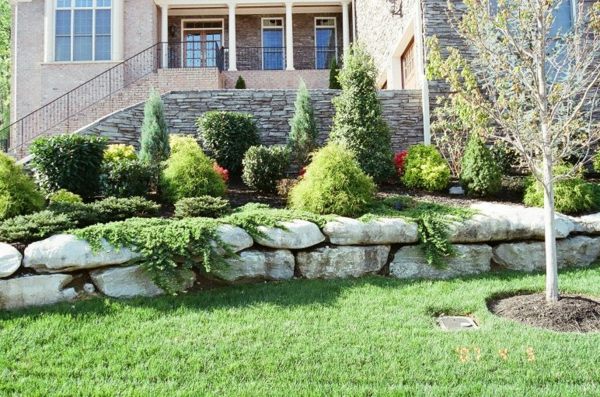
left=402, top=144, right=451, bottom=192
left=0, top=153, right=45, bottom=220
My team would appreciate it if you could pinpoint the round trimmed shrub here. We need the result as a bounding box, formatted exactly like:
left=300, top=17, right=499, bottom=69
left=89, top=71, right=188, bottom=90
left=459, top=134, right=501, bottom=196
left=103, top=144, right=137, bottom=163
left=289, top=143, right=375, bottom=217
left=523, top=165, right=600, bottom=215
left=0, top=152, right=45, bottom=220
left=242, top=145, right=290, bottom=193
left=48, top=189, right=83, bottom=204
left=100, top=159, right=154, bottom=198
left=170, top=135, right=200, bottom=155
left=197, top=111, right=260, bottom=174
left=174, top=196, right=231, bottom=218
left=160, top=143, right=226, bottom=202
left=402, top=144, right=451, bottom=192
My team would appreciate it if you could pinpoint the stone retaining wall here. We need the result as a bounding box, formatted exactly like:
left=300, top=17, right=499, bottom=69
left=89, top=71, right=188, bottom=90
left=82, top=89, right=424, bottom=152
left=2, top=202, right=600, bottom=311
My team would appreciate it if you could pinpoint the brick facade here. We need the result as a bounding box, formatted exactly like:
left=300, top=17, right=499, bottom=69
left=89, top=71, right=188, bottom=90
left=222, top=70, right=329, bottom=89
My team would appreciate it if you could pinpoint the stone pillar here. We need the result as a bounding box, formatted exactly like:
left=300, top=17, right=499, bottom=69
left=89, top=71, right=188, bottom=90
left=44, top=0, right=54, bottom=63
left=228, top=2, right=237, bottom=71
left=112, top=0, right=124, bottom=61
left=161, top=5, right=169, bottom=68
left=285, top=2, right=294, bottom=70
left=341, top=0, right=350, bottom=53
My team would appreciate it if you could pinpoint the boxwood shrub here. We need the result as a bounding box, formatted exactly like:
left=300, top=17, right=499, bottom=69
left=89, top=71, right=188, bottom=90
left=48, top=189, right=83, bottom=204
left=0, top=152, right=45, bottom=220
left=197, top=111, right=260, bottom=174
left=402, top=144, right=451, bottom=192
left=30, top=134, right=108, bottom=199
left=242, top=145, right=290, bottom=193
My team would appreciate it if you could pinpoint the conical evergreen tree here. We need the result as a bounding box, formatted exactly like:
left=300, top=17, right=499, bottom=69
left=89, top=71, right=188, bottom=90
left=329, top=58, right=341, bottom=89
left=459, top=134, right=501, bottom=196
left=288, top=81, right=318, bottom=165
left=139, top=89, right=170, bottom=164
left=330, top=44, right=395, bottom=183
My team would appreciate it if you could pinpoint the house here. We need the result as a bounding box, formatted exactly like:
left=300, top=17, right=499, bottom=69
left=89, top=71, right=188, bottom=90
left=5, top=0, right=588, bottom=157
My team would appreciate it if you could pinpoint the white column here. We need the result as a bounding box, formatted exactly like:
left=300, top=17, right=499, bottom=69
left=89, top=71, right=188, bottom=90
left=388, top=56, right=402, bottom=89
left=228, top=2, right=237, bottom=71
left=112, top=0, right=124, bottom=61
left=285, top=2, right=294, bottom=70
left=44, top=0, right=54, bottom=63
left=341, top=0, right=350, bottom=53
left=161, top=5, right=169, bottom=68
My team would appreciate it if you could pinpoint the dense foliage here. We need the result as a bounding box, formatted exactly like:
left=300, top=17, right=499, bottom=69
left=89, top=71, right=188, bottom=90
left=288, top=82, right=318, bottom=165
left=103, top=144, right=137, bottom=163
left=0, top=153, right=45, bottom=220
left=160, top=140, right=226, bottom=202
left=174, top=196, right=232, bottom=218
left=48, top=189, right=83, bottom=204
left=242, top=145, right=290, bottom=193
left=289, top=143, right=375, bottom=217
left=139, top=90, right=170, bottom=164
left=235, top=76, right=247, bottom=89
left=459, top=134, right=501, bottom=196
left=197, top=111, right=260, bottom=174
left=100, top=157, right=153, bottom=198
left=394, top=151, right=408, bottom=176
left=402, top=144, right=451, bottom=192
left=0, top=0, right=10, bottom=135
left=330, top=44, right=395, bottom=183
left=30, top=134, right=107, bottom=199
left=523, top=165, right=600, bottom=215
left=328, top=58, right=341, bottom=89
left=490, top=141, right=520, bottom=175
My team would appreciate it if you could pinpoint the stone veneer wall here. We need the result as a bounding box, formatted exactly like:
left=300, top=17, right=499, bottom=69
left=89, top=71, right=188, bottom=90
left=82, top=89, right=425, bottom=152
left=3, top=202, right=600, bottom=310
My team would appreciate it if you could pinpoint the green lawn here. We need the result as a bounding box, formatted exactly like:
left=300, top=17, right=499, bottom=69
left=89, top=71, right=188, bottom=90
left=1, top=267, right=600, bottom=396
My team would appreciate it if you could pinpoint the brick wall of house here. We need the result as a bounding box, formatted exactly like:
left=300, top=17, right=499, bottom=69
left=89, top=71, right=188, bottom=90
left=222, top=70, right=329, bottom=89
left=83, top=89, right=424, bottom=152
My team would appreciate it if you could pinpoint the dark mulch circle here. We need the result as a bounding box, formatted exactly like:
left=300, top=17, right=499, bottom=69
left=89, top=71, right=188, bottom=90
left=488, top=293, right=600, bottom=333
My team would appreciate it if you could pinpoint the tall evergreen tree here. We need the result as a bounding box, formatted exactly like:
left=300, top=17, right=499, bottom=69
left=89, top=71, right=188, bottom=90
left=288, top=81, right=318, bottom=165
left=139, top=89, right=170, bottom=164
left=328, top=58, right=341, bottom=89
left=330, top=44, right=395, bottom=183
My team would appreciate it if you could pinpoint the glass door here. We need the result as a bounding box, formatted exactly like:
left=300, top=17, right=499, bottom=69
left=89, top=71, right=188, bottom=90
left=315, top=18, right=337, bottom=69
left=262, top=18, right=284, bottom=70
left=182, top=20, right=223, bottom=68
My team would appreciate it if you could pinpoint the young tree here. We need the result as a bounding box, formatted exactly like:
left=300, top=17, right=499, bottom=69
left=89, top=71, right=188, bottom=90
left=288, top=81, right=318, bottom=166
left=428, top=0, right=600, bottom=302
left=139, top=89, right=170, bottom=164
left=330, top=44, right=395, bottom=183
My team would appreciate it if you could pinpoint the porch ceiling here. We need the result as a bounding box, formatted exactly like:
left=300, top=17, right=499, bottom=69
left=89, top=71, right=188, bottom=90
left=156, top=0, right=348, bottom=8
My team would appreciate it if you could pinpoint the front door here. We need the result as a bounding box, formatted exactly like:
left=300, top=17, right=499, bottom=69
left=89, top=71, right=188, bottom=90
left=182, top=20, right=223, bottom=68
left=262, top=18, right=284, bottom=70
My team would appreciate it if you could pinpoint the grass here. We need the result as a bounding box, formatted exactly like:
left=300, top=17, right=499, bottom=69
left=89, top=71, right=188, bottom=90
left=1, top=267, right=600, bottom=396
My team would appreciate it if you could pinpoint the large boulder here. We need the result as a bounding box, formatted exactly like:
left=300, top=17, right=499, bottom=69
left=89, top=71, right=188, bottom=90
left=297, top=245, right=390, bottom=279
left=255, top=220, right=325, bottom=249
left=493, top=236, right=600, bottom=272
left=0, top=274, right=77, bottom=310
left=448, top=202, right=575, bottom=243
left=90, top=265, right=195, bottom=298
left=323, top=217, right=418, bottom=245
left=573, top=213, right=600, bottom=235
left=211, top=250, right=295, bottom=282
left=0, top=243, right=22, bottom=278
left=214, top=225, right=254, bottom=254
left=389, top=244, right=492, bottom=280
left=23, top=234, right=141, bottom=273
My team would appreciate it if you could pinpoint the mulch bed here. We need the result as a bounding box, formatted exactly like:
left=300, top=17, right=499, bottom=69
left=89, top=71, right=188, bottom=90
left=488, top=293, right=600, bottom=333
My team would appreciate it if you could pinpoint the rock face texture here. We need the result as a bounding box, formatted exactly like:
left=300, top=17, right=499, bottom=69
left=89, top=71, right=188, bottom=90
left=90, top=265, right=195, bottom=298
left=255, top=220, right=326, bottom=249
left=573, top=213, right=600, bottom=235
left=323, top=217, right=418, bottom=245
left=390, top=245, right=493, bottom=280
left=215, top=225, right=254, bottom=253
left=448, top=202, right=575, bottom=243
left=0, top=243, right=22, bottom=278
left=493, top=236, right=600, bottom=272
left=0, top=274, right=76, bottom=310
left=23, top=234, right=141, bottom=273
left=213, top=250, right=295, bottom=282
left=297, top=245, right=390, bottom=279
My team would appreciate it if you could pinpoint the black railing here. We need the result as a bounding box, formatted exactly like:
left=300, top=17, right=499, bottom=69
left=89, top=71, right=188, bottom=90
left=166, top=41, right=225, bottom=70
left=223, top=46, right=341, bottom=71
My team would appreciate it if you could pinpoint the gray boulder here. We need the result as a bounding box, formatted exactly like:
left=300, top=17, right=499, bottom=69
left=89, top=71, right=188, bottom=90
left=0, top=243, right=22, bottom=278
left=296, top=245, right=390, bottom=279
left=214, top=225, right=254, bottom=253
left=0, top=274, right=76, bottom=310
left=255, top=220, right=325, bottom=249
left=211, top=249, right=295, bottom=282
left=573, top=213, right=600, bottom=235
left=323, top=217, right=418, bottom=245
left=390, top=244, right=492, bottom=280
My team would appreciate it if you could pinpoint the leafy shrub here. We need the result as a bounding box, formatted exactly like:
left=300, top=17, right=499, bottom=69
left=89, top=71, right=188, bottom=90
left=593, top=151, right=600, bottom=173
left=329, top=58, right=341, bottom=89
left=289, top=143, right=375, bottom=217
left=288, top=81, right=318, bottom=165
left=235, top=76, right=246, bottom=89
left=0, top=210, right=75, bottom=243
left=402, top=144, right=451, bottom=192
left=160, top=142, right=226, bottom=202
left=394, top=151, right=408, bottom=176
left=139, top=90, right=170, bottom=164
left=523, top=165, right=600, bottom=215
left=459, top=134, right=502, bottom=196
left=174, top=196, right=231, bottom=218
left=0, top=153, right=45, bottom=220
left=330, top=44, right=395, bottom=183
left=30, top=134, right=108, bottom=199
left=197, top=111, right=260, bottom=174
left=170, top=135, right=199, bottom=155
left=104, top=144, right=137, bottom=163
left=100, top=159, right=153, bottom=198
left=491, top=141, right=520, bottom=174
left=48, top=189, right=82, bottom=204
left=213, top=163, right=229, bottom=183
left=89, top=196, right=160, bottom=222
left=242, top=145, right=290, bottom=193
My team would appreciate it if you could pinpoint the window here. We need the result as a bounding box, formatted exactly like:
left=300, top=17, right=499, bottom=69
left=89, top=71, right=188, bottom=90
left=262, top=18, right=284, bottom=70
left=488, top=0, right=575, bottom=35
left=55, top=0, right=112, bottom=62
left=401, top=39, right=416, bottom=89
left=315, top=17, right=337, bottom=69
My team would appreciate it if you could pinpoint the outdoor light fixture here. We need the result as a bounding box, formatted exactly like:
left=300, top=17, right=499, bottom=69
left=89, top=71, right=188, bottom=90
left=387, top=0, right=403, bottom=16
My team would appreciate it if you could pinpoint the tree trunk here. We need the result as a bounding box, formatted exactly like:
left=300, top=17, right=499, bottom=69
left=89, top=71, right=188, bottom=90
left=542, top=155, right=559, bottom=303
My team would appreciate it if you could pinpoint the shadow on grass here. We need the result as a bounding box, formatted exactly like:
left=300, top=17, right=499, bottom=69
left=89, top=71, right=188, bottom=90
left=2, top=264, right=599, bottom=321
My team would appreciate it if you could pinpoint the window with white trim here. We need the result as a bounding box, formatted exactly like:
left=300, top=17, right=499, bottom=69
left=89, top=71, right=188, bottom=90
left=55, top=0, right=112, bottom=62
